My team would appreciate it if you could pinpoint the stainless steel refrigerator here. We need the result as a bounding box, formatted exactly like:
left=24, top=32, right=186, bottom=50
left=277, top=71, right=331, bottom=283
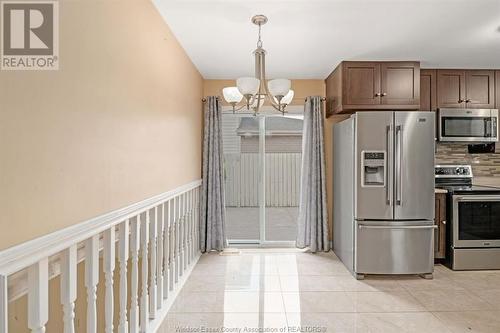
left=333, top=111, right=435, bottom=279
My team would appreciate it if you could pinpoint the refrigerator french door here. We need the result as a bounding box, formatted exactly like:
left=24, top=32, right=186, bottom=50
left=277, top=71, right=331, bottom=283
left=354, top=111, right=436, bottom=275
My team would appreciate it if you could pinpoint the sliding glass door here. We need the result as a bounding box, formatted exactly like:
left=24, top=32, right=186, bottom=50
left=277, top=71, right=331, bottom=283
left=222, top=112, right=303, bottom=245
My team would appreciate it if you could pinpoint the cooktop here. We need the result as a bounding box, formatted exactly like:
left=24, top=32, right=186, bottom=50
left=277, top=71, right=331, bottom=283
left=435, top=164, right=500, bottom=194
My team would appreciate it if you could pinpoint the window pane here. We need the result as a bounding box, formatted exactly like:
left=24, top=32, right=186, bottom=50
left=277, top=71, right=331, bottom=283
left=264, top=116, right=302, bottom=241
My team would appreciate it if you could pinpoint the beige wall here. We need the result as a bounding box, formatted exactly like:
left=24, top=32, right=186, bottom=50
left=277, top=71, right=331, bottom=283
left=0, top=0, right=203, bottom=251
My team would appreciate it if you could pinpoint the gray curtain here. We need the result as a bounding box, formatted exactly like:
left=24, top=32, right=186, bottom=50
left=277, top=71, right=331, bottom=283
left=296, top=96, right=329, bottom=252
left=200, top=96, right=226, bottom=252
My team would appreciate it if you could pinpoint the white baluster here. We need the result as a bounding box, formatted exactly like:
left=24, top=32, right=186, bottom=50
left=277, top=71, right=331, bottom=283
left=118, top=220, right=129, bottom=333
left=157, top=204, right=164, bottom=308
left=85, top=235, right=99, bottom=333
left=28, top=258, right=48, bottom=333
left=189, top=190, right=194, bottom=262
left=175, top=196, right=182, bottom=283
left=181, top=193, right=187, bottom=275
left=0, top=274, right=7, bottom=333
left=163, top=201, right=170, bottom=299
left=149, top=208, right=157, bottom=319
left=129, top=217, right=140, bottom=333
left=104, top=228, right=115, bottom=333
left=188, top=190, right=193, bottom=264
left=195, top=188, right=200, bottom=254
left=169, top=198, right=175, bottom=290
left=173, top=196, right=179, bottom=284
left=60, top=245, right=77, bottom=333
left=140, top=212, right=149, bottom=333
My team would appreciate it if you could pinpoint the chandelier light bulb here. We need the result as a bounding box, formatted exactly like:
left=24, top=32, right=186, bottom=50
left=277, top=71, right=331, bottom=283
left=268, top=79, right=291, bottom=101
left=222, top=87, right=243, bottom=104
left=236, top=77, right=260, bottom=96
left=280, top=89, right=295, bottom=105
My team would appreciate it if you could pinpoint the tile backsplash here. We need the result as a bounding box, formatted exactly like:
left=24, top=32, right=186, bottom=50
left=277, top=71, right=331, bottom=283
left=436, top=143, right=500, bottom=177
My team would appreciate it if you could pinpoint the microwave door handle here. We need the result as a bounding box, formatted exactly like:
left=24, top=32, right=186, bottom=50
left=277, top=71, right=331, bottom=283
left=485, top=118, right=491, bottom=137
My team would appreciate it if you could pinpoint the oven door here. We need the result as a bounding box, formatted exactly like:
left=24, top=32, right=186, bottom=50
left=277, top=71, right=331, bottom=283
left=438, top=109, right=498, bottom=142
left=452, top=195, right=500, bottom=248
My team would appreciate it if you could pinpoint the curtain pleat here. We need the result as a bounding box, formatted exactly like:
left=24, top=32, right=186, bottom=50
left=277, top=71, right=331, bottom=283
left=200, top=96, right=226, bottom=252
left=296, top=96, right=329, bottom=252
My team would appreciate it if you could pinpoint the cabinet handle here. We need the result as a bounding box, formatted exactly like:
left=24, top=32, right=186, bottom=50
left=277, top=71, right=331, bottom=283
left=466, top=99, right=471, bottom=103
left=458, top=99, right=465, bottom=103
left=442, top=220, right=446, bottom=225
left=375, top=93, right=381, bottom=97
left=381, top=92, right=387, bottom=96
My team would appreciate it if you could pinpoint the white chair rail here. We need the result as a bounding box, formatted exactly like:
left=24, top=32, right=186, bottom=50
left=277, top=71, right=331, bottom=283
left=0, top=180, right=202, bottom=333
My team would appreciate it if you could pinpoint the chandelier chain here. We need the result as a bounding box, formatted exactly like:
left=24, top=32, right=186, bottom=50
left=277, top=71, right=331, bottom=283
left=257, top=23, right=263, bottom=48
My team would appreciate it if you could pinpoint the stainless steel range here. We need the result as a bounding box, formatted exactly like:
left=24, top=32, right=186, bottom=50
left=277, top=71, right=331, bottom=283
left=435, top=165, right=500, bottom=270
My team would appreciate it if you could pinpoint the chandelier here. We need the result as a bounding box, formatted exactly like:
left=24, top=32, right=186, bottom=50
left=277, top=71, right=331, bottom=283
left=222, top=15, right=294, bottom=115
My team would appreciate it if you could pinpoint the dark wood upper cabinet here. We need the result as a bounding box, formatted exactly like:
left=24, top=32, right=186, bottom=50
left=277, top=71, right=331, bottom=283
left=466, top=70, right=495, bottom=108
left=325, top=61, right=420, bottom=115
left=381, top=62, right=420, bottom=105
left=420, top=69, right=437, bottom=111
left=344, top=62, right=380, bottom=106
left=437, top=70, right=466, bottom=108
left=436, top=69, right=495, bottom=109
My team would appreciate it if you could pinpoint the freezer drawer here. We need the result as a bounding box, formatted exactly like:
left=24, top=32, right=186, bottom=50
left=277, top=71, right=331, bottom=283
left=355, top=221, right=435, bottom=275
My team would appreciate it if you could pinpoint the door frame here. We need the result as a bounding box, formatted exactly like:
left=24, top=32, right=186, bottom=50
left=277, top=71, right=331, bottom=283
left=222, top=106, right=303, bottom=247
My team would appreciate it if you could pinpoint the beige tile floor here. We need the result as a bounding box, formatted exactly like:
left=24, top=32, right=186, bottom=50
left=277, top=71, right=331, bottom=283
left=158, top=250, right=500, bottom=333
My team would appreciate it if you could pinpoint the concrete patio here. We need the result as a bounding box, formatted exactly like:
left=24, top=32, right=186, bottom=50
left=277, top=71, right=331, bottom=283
left=226, top=207, right=298, bottom=241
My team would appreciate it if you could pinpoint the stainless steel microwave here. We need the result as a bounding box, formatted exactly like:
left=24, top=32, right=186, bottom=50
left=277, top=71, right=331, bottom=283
left=438, top=108, right=499, bottom=142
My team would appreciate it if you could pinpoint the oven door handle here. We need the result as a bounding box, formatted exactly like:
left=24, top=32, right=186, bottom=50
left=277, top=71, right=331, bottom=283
left=454, top=195, right=500, bottom=202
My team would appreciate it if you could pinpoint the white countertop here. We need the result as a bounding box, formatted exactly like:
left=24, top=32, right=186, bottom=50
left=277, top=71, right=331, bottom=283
left=435, top=188, right=448, bottom=194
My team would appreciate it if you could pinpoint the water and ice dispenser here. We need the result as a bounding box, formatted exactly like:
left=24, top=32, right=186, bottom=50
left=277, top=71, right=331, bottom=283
left=361, top=151, right=386, bottom=187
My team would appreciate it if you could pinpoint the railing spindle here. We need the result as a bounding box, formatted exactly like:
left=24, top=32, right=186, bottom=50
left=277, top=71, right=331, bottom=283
left=140, top=212, right=149, bottom=333
left=157, top=204, right=164, bottom=308
left=0, top=275, right=7, bottom=333
left=169, top=198, right=175, bottom=290
left=163, top=201, right=170, bottom=299
left=104, top=228, right=115, bottom=333
left=183, top=192, right=187, bottom=273
left=130, top=217, right=140, bottom=333
left=149, top=208, right=157, bottom=319
left=189, top=190, right=194, bottom=262
left=118, top=220, right=129, bottom=333
left=85, top=235, right=99, bottom=333
left=28, top=258, right=48, bottom=333
left=174, top=196, right=179, bottom=284
left=60, top=245, right=77, bottom=333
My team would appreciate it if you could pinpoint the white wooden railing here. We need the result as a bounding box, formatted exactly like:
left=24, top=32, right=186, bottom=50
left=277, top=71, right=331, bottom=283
left=0, top=180, right=202, bottom=333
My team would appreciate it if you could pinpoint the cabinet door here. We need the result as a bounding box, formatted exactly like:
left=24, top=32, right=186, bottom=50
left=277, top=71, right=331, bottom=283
left=434, top=193, right=446, bottom=259
left=420, top=69, right=437, bottom=111
left=343, top=62, right=381, bottom=106
left=437, top=70, right=466, bottom=108
left=465, top=70, right=495, bottom=109
left=380, top=62, right=420, bottom=106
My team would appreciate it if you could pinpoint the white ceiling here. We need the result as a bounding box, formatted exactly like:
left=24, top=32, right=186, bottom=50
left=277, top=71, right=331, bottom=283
left=153, top=0, right=500, bottom=79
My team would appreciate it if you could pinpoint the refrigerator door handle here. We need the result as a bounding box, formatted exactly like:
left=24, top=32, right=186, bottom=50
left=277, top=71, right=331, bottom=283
left=386, top=125, right=392, bottom=206
left=395, top=125, right=403, bottom=205
left=358, top=225, right=437, bottom=230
